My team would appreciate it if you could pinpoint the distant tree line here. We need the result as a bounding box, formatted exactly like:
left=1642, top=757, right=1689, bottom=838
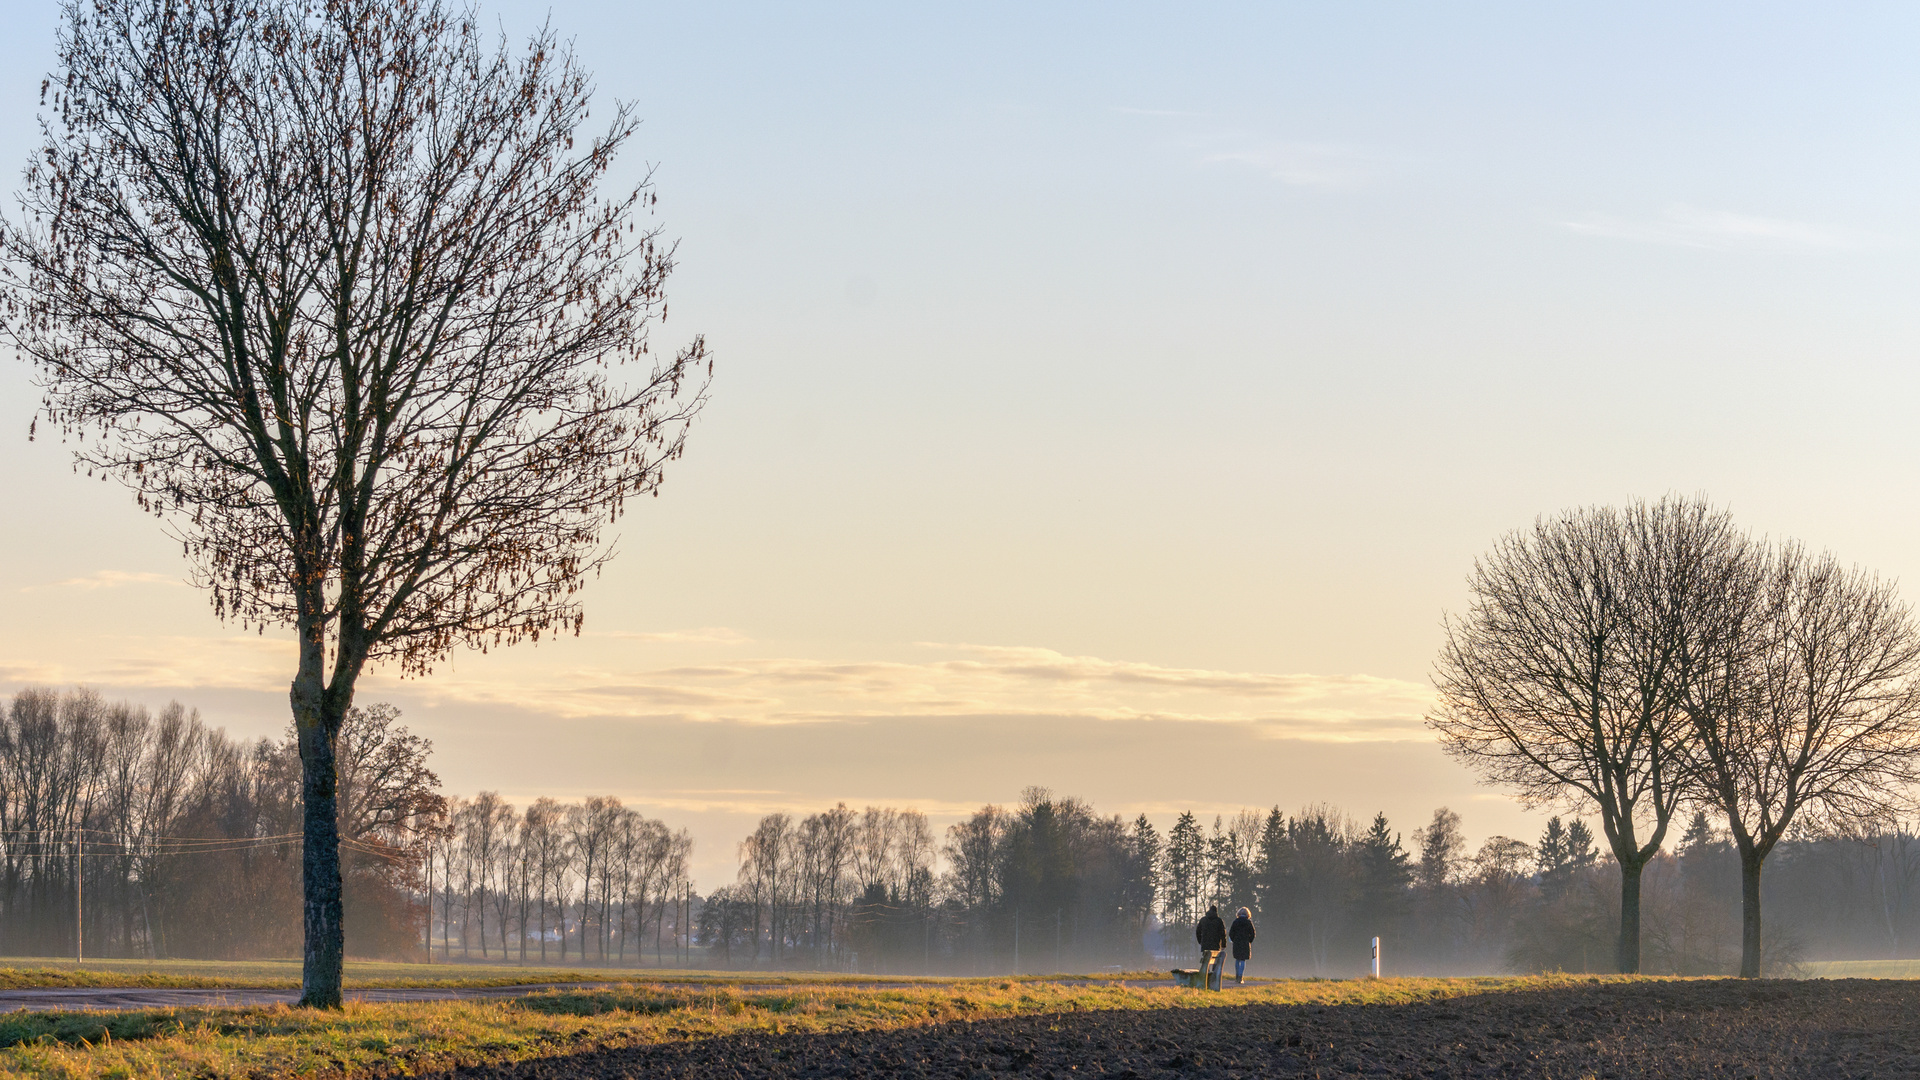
left=706, top=791, right=1495, bottom=974
left=18, top=678, right=1920, bottom=976
left=0, top=686, right=704, bottom=967
left=706, top=790, right=1920, bottom=977
left=425, top=795, right=694, bottom=965
left=0, top=688, right=438, bottom=959
left=700, top=803, right=943, bottom=970
left=705, top=792, right=1171, bottom=974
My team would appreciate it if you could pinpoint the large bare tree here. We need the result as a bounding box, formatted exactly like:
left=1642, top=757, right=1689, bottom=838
left=2, top=0, right=707, bottom=1005
left=1676, top=542, right=1920, bottom=977
left=1430, top=497, right=1734, bottom=973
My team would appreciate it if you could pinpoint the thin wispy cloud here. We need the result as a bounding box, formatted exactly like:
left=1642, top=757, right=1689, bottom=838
left=567, top=789, right=993, bottom=818
left=21, top=570, right=180, bottom=593
left=1113, top=107, right=1381, bottom=189
left=572, top=682, right=776, bottom=708
left=0, top=635, right=294, bottom=691
left=1198, top=140, right=1377, bottom=189
left=588, top=627, right=752, bottom=645
left=403, top=644, right=1436, bottom=742
left=1, top=633, right=1435, bottom=743
left=1563, top=205, right=1879, bottom=250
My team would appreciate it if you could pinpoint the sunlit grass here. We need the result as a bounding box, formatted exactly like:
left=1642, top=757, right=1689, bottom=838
left=1801, top=959, right=1920, bottom=979
left=0, top=957, right=1045, bottom=990
left=0, top=974, right=1647, bottom=1079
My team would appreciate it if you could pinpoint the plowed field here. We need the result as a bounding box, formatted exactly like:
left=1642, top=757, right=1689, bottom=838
left=435, top=978, right=1920, bottom=1079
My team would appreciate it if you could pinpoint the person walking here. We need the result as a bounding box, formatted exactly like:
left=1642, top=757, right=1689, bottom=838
left=1195, top=905, right=1227, bottom=990
left=1228, top=907, right=1256, bottom=984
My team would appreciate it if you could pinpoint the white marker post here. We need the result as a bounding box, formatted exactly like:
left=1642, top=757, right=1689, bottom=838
left=1370, top=936, right=1380, bottom=978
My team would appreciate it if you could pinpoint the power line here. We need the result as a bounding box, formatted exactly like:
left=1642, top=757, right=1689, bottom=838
left=0, top=830, right=418, bottom=856
left=0, top=826, right=306, bottom=841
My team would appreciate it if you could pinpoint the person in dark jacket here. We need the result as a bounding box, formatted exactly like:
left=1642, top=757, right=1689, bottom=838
left=1228, top=907, right=1256, bottom=984
left=1194, top=905, right=1227, bottom=989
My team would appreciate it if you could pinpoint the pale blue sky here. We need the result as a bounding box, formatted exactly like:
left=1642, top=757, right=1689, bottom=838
left=4, top=3, right=1920, bottom=884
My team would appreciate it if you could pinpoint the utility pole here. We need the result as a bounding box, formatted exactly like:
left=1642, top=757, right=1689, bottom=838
left=75, top=833, right=83, bottom=966
left=422, top=843, right=433, bottom=964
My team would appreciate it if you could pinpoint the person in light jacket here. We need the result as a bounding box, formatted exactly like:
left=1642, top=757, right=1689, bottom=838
left=1228, top=907, right=1256, bottom=984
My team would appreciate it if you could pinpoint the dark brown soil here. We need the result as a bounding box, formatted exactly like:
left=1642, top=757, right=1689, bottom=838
left=442, top=979, right=1920, bottom=1079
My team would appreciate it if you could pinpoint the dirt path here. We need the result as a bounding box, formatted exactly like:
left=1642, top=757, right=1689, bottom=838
left=422, top=977, right=1920, bottom=1079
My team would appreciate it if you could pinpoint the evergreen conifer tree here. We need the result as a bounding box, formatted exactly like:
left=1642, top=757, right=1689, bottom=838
left=1352, top=812, right=1412, bottom=949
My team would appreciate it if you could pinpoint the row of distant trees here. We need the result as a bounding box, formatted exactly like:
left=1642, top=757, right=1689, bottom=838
left=701, top=804, right=943, bottom=969
left=19, top=680, right=1920, bottom=975
left=1432, top=496, right=1920, bottom=977
left=703, top=793, right=1165, bottom=973
left=0, top=686, right=704, bottom=967
left=424, top=795, right=693, bottom=965
left=418, top=788, right=1920, bottom=975
left=704, top=792, right=1532, bottom=974
left=0, top=688, right=438, bottom=959
left=708, top=791, right=1920, bottom=977
left=1151, top=803, right=1740, bottom=976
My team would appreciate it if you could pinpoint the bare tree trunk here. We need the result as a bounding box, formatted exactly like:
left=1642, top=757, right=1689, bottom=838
left=294, top=669, right=346, bottom=1009
left=1740, top=847, right=1763, bottom=978
left=1617, top=858, right=1643, bottom=974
